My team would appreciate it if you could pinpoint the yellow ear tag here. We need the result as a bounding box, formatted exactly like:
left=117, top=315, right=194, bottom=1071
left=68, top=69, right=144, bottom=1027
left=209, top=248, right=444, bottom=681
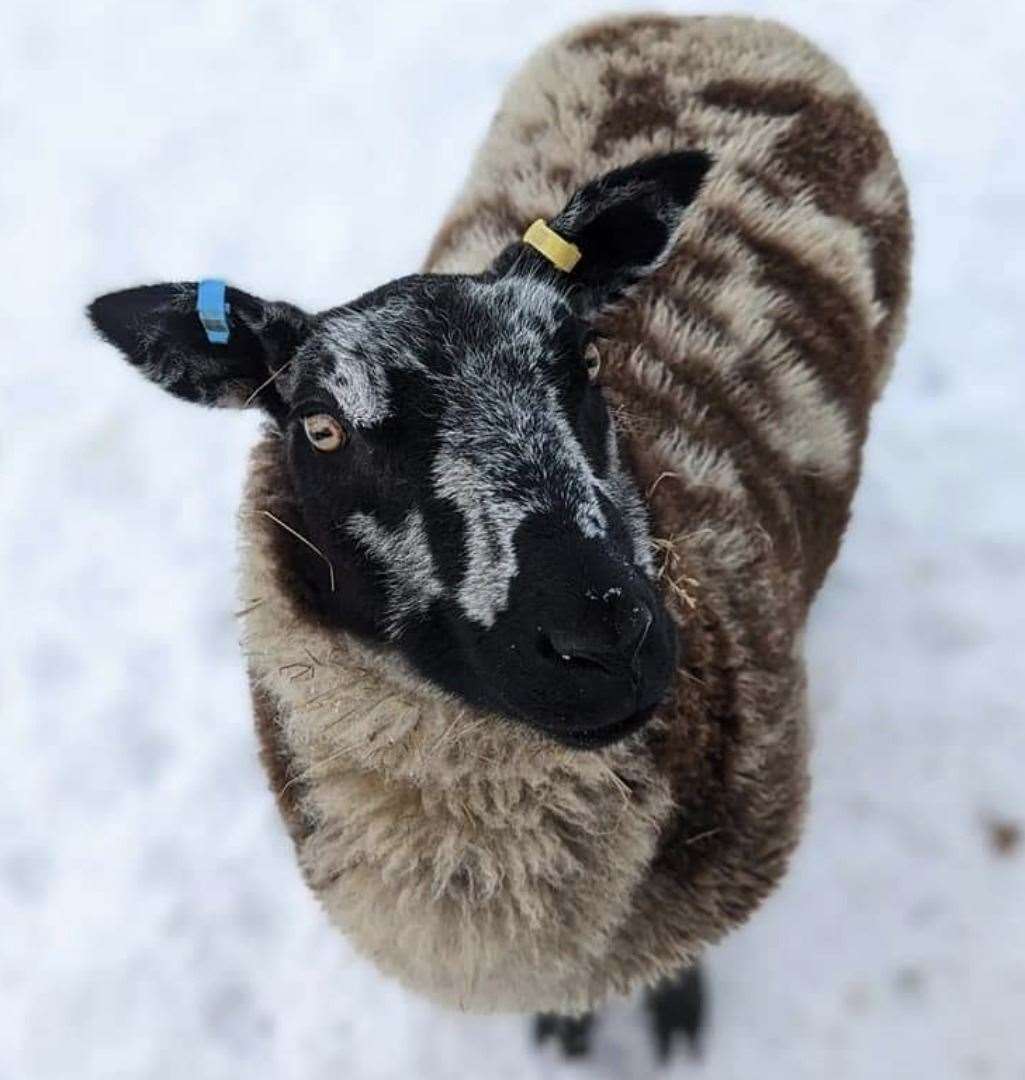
left=522, top=219, right=582, bottom=273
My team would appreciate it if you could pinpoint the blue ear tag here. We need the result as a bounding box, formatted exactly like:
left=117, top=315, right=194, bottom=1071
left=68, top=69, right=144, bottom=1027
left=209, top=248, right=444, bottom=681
left=197, top=279, right=231, bottom=345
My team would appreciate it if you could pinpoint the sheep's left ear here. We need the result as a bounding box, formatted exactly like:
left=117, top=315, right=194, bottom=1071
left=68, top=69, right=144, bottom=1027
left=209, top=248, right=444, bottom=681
left=87, top=282, right=311, bottom=413
left=501, top=150, right=712, bottom=313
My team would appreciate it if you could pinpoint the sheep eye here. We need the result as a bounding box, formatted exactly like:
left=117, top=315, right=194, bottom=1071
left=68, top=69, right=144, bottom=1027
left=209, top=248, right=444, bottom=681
left=584, top=340, right=601, bottom=381
left=302, top=413, right=347, bottom=452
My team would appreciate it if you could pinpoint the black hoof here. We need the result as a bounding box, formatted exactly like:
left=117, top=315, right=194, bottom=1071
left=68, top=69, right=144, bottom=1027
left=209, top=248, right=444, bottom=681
left=534, top=1010, right=595, bottom=1058
left=645, top=964, right=707, bottom=1062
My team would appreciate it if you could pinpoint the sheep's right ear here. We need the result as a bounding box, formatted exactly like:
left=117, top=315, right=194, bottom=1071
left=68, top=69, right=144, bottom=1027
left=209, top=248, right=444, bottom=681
left=87, top=282, right=311, bottom=412
left=496, top=150, right=711, bottom=315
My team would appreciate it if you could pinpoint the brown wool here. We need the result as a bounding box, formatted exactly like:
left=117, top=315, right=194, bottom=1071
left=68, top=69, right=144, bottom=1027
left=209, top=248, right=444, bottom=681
left=238, top=14, right=910, bottom=1015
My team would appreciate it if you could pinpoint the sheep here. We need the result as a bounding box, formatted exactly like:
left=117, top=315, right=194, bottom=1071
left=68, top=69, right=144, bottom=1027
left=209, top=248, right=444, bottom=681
left=87, top=13, right=910, bottom=1061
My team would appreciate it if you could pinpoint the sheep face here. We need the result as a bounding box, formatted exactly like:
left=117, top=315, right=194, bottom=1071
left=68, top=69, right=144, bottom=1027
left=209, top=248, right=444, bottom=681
left=89, top=150, right=710, bottom=748
left=281, top=271, right=679, bottom=748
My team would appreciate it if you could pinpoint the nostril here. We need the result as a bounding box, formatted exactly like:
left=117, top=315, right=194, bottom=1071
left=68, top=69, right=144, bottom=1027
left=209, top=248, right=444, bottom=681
left=539, top=601, right=654, bottom=674
left=540, top=627, right=616, bottom=672
left=623, top=604, right=654, bottom=668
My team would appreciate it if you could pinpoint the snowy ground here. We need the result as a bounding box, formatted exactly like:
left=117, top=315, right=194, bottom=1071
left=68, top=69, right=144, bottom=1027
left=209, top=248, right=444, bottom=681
left=2, top=1, right=1023, bottom=1077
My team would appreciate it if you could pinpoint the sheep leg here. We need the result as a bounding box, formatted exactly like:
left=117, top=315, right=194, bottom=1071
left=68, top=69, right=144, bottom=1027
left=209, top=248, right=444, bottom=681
left=533, top=1010, right=595, bottom=1057
left=645, top=963, right=706, bottom=1062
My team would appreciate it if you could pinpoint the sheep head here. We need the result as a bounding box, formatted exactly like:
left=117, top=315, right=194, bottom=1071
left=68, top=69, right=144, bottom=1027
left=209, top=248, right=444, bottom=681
left=88, top=151, right=710, bottom=748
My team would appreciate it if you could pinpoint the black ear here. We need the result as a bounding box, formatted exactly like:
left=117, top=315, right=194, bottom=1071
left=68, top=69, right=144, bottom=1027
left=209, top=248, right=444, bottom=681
left=87, top=282, right=311, bottom=412
left=499, top=150, right=712, bottom=313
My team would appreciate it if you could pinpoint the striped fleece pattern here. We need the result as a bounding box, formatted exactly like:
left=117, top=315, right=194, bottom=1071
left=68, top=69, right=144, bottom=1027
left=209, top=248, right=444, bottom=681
left=239, top=14, right=910, bottom=1014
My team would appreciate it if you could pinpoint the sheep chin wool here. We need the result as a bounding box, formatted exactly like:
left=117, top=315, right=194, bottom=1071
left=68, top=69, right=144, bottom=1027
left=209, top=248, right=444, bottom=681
left=239, top=13, right=910, bottom=1015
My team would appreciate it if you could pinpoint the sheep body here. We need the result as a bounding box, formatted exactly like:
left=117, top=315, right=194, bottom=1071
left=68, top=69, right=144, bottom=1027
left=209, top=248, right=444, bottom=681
left=240, top=13, right=910, bottom=1014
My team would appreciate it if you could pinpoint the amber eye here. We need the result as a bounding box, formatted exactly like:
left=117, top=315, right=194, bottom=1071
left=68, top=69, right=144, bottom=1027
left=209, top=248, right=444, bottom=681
left=302, top=413, right=347, bottom=452
left=584, top=340, right=602, bottom=381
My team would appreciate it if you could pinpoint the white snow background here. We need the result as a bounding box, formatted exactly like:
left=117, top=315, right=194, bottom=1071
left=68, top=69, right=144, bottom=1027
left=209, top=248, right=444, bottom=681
left=2, top=1, right=1023, bottom=1077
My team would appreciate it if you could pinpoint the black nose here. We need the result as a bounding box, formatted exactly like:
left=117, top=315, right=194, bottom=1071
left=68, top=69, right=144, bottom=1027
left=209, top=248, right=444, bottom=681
left=542, top=598, right=654, bottom=674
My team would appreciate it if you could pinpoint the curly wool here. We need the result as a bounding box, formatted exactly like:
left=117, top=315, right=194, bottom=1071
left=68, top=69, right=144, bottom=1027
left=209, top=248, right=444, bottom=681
left=239, top=13, right=910, bottom=1014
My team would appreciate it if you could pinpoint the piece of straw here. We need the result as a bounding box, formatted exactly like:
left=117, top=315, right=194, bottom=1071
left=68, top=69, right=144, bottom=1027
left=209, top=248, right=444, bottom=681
left=259, top=509, right=336, bottom=592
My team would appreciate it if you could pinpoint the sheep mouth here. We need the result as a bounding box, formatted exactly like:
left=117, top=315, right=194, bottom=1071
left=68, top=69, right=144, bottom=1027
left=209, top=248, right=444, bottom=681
left=537, top=703, right=658, bottom=751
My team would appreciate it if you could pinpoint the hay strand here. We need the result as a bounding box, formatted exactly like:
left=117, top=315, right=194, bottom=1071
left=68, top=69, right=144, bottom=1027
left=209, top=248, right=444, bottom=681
left=259, top=509, right=336, bottom=592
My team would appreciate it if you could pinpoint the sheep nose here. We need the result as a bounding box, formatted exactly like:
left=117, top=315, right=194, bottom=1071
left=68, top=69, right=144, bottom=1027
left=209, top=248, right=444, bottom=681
left=543, top=601, right=654, bottom=673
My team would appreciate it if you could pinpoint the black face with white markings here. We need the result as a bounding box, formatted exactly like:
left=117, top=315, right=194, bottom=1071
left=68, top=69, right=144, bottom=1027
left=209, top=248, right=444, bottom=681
left=89, top=151, right=710, bottom=748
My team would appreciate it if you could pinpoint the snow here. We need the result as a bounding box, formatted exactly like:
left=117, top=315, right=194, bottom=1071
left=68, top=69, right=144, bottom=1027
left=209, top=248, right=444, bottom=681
left=2, top=1, right=1023, bottom=1077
